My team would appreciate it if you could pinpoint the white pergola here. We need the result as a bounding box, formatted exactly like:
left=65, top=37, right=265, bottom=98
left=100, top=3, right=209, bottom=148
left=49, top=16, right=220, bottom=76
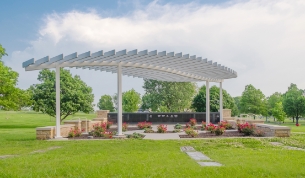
left=22, top=49, right=237, bottom=138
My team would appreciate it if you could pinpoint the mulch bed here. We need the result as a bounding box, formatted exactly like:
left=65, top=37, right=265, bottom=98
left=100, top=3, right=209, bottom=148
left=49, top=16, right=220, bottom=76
left=179, top=130, right=247, bottom=138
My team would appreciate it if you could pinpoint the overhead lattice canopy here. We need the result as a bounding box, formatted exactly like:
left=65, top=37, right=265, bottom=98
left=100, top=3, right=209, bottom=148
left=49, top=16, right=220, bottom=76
left=22, top=49, right=237, bottom=82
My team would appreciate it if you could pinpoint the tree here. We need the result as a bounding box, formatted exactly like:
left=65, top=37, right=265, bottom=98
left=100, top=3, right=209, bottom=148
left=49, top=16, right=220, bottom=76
left=233, top=96, right=241, bottom=114
left=0, top=45, right=31, bottom=110
left=272, top=102, right=286, bottom=123
left=0, top=44, right=7, bottom=60
left=191, top=85, right=238, bottom=116
left=267, top=92, right=283, bottom=121
left=240, top=84, right=266, bottom=116
left=122, top=89, right=141, bottom=112
left=282, top=83, right=305, bottom=124
left=142, top=79, right=197, bottom=112
left=97, top=95, right=114, bottom=111
left=31, top=69, right=94, bottom=121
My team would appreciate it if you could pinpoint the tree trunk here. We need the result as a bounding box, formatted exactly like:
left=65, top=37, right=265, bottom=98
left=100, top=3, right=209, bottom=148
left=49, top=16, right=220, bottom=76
left=274, top=117, right=275, bottom=122
left=296, top=117, right=299, bottom=125
left=292, top=117, right=295, bottom=123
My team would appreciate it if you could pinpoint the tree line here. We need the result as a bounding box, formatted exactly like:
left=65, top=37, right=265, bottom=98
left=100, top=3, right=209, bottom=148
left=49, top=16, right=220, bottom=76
left=1, top=44, right=305, bottom=123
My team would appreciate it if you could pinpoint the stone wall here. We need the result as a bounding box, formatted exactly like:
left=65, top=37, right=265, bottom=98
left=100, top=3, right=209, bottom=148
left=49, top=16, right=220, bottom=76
left=223, top=109, right=231, bottom=118
left=96, top=110, right=109, bottom=119
left=36, top=126, right=55, bottom=140
left=36, top=124, right=75, bottom=140
left=80, top=120, right=102, bottom=132
left=255, top=124, right=290, bottom=137
left=63, top=120, right=81, bottom=129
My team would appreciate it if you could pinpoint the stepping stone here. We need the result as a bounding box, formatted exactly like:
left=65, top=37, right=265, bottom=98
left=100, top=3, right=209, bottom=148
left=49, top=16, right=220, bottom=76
left=283, top=146, right=305, bottom=151
left=0, top=155, right=15, bottom=159
left=180, top=146, right=195, bottom=152
left=270, top=142, right=283, bottom=146
left=198, top=162, right=222, bottom=167
left=186, top=151, right=211, bottom=161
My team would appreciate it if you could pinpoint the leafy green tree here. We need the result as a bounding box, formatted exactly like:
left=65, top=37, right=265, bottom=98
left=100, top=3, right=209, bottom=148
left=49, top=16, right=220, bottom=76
left=122, top=89, right=141, bottom=112
left=240, top=84, right=266, bottom=116
left=192, top=85, right=238, bottom=116
left=97, top=95, right=114, bottom=111
left=267, top=92, right=283, bottom=121
left=282, top=83, right=305, bottom=124
left=0, top=45, right=31, bottom=110
left=0, top=44, right=7, bottom=60
left=31, top=69, right=94, bottom=121
left=142, top=79, right=197, bottom=112
left=272, top=102, right=286, bottom=123
left=233, top=96, right=241, bottom=114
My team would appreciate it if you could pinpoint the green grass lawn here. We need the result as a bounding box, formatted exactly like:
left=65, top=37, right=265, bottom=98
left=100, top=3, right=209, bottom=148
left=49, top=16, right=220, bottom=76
left=1, top=111, right=305, bottom=177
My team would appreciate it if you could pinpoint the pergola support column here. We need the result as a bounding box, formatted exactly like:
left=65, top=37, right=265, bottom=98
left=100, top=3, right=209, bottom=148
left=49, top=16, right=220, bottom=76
left=117, top=64, right=123, bottom=136
left=55, top=66, right=62, bottom=138
left=219, top=82, right=223, bottom=122
left=206, top=81, right=210, bottom=125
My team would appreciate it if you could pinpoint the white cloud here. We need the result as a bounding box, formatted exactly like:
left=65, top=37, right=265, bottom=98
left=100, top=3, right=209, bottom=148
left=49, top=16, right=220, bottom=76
left=7, top=0, right=305, bottom=107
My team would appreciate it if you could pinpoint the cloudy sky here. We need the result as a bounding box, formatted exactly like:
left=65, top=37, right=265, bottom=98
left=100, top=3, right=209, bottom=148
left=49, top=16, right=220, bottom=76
left=1, top=0, right=305, bottom=106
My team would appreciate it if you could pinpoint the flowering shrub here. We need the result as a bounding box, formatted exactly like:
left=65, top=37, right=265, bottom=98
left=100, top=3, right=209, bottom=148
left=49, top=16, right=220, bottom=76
left=296, top=123, right=300, bottom=126
left=206, top=123, right=216, bottom=133
left=123, top=122, right=128, bottom=132
left=201, top=121, right=206, bottom=130
left=144, top=128, right=154, bottom=133
left=102, top=131, right=113, bottom=138
left=214, top=126, right=225, bottom=136
left=253, top=129, right=265, bottom=137
left=137, top=121, right=152, bottom=129
left=184, top=127, right=198, bottom=137
left=106, top=121, right=113, bottom=129
left=219, top=121, right=233, bottom=129
left=238, top=122, right=255, bottom=136
left=157, top=124, right=167, bottom=133
left=188, top=118, right=197, bottom=126
left=91, top=123, right=107, bottom=137
left=174, top=123, right=182, bottom=129
left=68, top=128, right=83, bottom=138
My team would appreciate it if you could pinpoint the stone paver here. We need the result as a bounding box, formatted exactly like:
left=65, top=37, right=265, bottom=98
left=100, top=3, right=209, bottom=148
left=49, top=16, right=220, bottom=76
left=198, top=162, right=222, bottom=167
left=0, top=155, right=15, bottom=159
left=269, top=142, right=305, bottom=151
left=31, top=146, right=61, bottom=154
left=283, top=146, right=305, bottom=151
left=180, top=146, right=195, bottom=152
left=270, top=142, right=283, bottom=146
left=186, top=151, right=211, bottom=161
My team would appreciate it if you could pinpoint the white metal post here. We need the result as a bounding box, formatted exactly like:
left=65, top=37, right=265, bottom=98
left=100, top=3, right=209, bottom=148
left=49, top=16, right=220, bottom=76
left=219, top=82, right=223, bottom=122
left=206, top=81, right=210, bottom=125
left=117, top=64, right=123, bottom=135
left=55, top=66, right=62, bottom=138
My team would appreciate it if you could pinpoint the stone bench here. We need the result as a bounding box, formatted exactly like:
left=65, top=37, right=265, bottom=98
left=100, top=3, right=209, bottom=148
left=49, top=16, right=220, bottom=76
left=254, top=124, right=291, bottom=137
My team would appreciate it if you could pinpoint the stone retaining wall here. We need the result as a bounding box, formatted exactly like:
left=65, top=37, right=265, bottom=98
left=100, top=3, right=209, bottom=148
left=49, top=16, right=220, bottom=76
left=254, top=124, right=290, bottom=137
left=36, top=124, right=75, bottom=140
